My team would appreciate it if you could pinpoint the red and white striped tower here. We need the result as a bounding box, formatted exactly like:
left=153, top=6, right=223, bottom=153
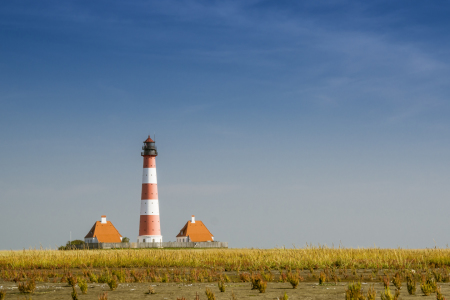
left=137, top=136, right=163, bottom=243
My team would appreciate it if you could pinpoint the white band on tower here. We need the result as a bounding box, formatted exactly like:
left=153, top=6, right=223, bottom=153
left=142, top=168, right=157, bottom=184
left=140, top=200, right=160, bottom=215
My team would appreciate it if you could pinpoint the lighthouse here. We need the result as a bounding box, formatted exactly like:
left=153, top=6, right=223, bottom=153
left=137, top=136, right=163, bottom=243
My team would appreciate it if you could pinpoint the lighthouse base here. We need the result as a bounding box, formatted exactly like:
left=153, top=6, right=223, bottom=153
left=137, top=235, right=163, bottom=243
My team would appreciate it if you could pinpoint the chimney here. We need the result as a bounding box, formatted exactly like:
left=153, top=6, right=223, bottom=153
left=101, top=215, right=107, bottom=224
left=191, top=215, right=195, bottom=223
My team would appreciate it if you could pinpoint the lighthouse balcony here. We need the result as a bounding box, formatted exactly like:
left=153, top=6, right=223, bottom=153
left=141, top=150, right=157, bottom=156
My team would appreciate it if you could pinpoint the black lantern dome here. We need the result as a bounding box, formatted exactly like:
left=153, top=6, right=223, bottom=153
left=141, top=135, right=158, bottom=156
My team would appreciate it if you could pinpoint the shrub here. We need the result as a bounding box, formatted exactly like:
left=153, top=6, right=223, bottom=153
left=67, top=275, right=78, bottom=287
left=147, top=286, right=156, bottom=294
left=383, top=275, right=390, bottom=288
left=18, top=280, right=36, bottom=294
left=258, top=281, right=267, bottom=293
left=279, top=292, right=288, bottom=300
left=121, top=237, right=130, bottom=243
left=380, top=287, right=393, bottom=300
left=331, top=272, right=339, bottom=285
left=262, top=271, right=273, bottom=282
left=240, top=273, right=250, bottom=282
left=78, top=278, right=88, bottom=294
left=205, top=288, right=216, bottom=300
left=218, top=281, right=225, bottom=292
left=436, top=286, right=445, bottom=300
left=60, top=274, right=68, bottom=283
left=61, top=240, right=85, bottom=250
left=112, top=270, right=126, bottom=283
left=407, top=274, right=416, bottom=295
left=71, top=286, right=78, bottom=300
left=392, top=272, right=402, bottom=290
left=98, top=272, right=111, bottom=284
left=0, top=289, right=5, bottom=300
left=433, top=270, right=443, bottom=283
left=279, top=272, right=287, bottom=282
left=319, top=272, right=327, bottom=285
left=161, top=273, right=169, bottom=283
left=367, top=285, right=376, bottom=300
left=98, top=292, right=108, bottom=300
left=287, top=273, right=299, bottom=289
left=345, top=282, right=364, bottom=300
left=107, top=277, right=118, bottom=291
left=251, top=275, right=262, bottom=290
left=442, top=272, right=450, bottom=283
left=89, top=272, right=98, bottom=283
left=67, top=240, right=85, bottom=246
left=394, top=289, right=401, bottom=300
left=421, top=275, right=437, bottom=295
left=422, top=281, right=434, bottom=296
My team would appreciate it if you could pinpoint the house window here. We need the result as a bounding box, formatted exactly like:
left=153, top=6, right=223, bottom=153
left=143, top=239, right=146, bottom=242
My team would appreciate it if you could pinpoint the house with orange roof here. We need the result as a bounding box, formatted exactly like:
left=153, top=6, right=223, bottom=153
left=84, top=215, right=123, bottom=243
left=176, top=215, right=214, bottom=242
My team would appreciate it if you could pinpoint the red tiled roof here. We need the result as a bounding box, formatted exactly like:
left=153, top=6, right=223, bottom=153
left=176, top=220, right=214, bottom=242
left=85, top=221, right=122, bottom=243
left=144, top=135, right=154, bottom=143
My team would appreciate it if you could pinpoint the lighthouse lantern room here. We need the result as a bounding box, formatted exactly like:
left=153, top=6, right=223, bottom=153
left=137, top=136, right=163, bottom=243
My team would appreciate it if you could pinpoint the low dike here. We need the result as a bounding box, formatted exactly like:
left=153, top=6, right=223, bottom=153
left=71, top=241, right=228, bottom=250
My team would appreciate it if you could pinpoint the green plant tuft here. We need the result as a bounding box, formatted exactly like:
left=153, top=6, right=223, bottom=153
left=367, top=285, right=376, bottom=300
left=436, top=286, right=445, bottom=300
left=107, top=277, right=118, bottom=291
left=380, top=287, right=393, bottom=300
left=78, top=278, right=88, bottom=294
left=382, top=275, right=390, bottom=288
left=218, top=281, right=225, bottom=292
left=18, top=280, right=36, bottom=294
left=67, top=275, right=77, bottom=287
left=406, top=273, right=416, bottom=295
left=392, top=272, right=402, bottom=290
left=258, top=280, right=267, bottom=293
left=287, top=273, right=299, bottom=289
left=98, top=291, right=108, bottom=300
left=279, top=292, right=288, bottom=300
left=205, top=288, right=216, bottom=300
left=319, top=272, right=327, bottom=285
left=345, top=282, right=365, bottom=300
left=71, top=286, right=78, bottom=300
left=147, top=286, right=156, bottom=294
left=88, top=272, right=98, bottom=283
left=421, top=275, right=437, bottom=295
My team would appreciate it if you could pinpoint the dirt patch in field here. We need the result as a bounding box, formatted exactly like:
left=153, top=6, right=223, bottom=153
left=1, top=280, right=449, bottom=300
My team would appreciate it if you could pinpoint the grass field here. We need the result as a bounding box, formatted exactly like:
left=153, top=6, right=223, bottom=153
left=1, top=247, right=450, bottom=270
left=1, top=247, right=450, bottom=299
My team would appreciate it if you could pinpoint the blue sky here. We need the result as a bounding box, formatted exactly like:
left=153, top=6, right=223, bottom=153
left=1, top=1, right=450, bottom=249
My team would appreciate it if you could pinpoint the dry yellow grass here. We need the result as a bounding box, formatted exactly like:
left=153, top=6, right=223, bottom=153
left=1, top=247, right=450, bottom=270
